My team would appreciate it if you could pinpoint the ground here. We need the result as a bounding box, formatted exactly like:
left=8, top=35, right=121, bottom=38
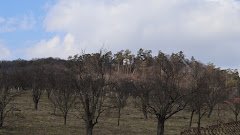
left=0, top=92, right=236, bottom=135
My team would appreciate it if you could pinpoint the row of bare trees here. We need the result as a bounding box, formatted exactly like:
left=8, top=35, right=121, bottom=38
left=0, top=49, right=240, bottom=135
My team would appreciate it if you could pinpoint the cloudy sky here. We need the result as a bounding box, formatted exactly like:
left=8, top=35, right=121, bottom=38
left=0, top=0, right=240, bottom=69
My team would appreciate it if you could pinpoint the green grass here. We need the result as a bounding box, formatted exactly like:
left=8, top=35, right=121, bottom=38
left=0, top=92, right=236, bottom=135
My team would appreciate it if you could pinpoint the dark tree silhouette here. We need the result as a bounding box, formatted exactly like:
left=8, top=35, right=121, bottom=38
left=110, top=78, right=133, bottom=126
left=0, top=62, right=20, bottom=127
left=133, top=51, right=189, bottom=135
left=50, top=70, right=76, bottom=125
left=71, top=52, right=110, bottom=135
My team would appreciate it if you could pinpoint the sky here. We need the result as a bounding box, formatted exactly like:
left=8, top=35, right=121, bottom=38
left=0, top=0, right=240, bottom=69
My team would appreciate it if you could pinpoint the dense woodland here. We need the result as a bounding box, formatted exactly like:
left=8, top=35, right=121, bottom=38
left=0, top=48, right=240, bottom=135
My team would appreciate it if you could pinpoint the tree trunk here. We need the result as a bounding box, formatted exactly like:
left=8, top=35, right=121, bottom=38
left=157, top=117, right=165, bottom=135
left=86, top=122, right=94, bottom=135
left=216, top=104, right=221, bottom=125
left=47, top=91, right=51, bottom=99
left=64, top=114, right=67, bottom=125
left=0, top=111, right=4, bottom=128
left=117, top=107, right=121, bottom=126
left=142, top=93, right=149, bottom=120
left=142, top=102, right=148, bottom=119
left=53, top=106, right=56, bottom=115
left=197, top=110, right=201, bottom=134
left=235, top=113, right=238, bottom=122
left=34, top=102, right=38, bottom=110
left=189, top=110, right=194, bottom=128
left=207, top=107, right=213, bottom=118
left=117, top=63, right=120, bottom=72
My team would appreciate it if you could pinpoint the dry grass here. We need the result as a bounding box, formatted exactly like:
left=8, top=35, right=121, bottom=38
left=0, top=92, right=235, bottom=135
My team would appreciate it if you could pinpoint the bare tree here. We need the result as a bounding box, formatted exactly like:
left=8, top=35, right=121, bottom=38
left=225, top=70, right=240, bottom=121
left=133, top=79, right=153, bottom=120
left=71, top=52, right=110, bottom=135
left=205, top=64, right=228, bottom=118
left=132, top=48, right=154, bottom=119
left=187, top=59, right=209, bottom=132
left=30, top=65, right=45, bottom=110
left=0, top=63, right=20, bottom=127
left=225, top=98, right=240, bottom=121
left=50, top=70, right=76, bottom=125
left=138, top=51, right=189, bottom=135
left=110, top=78, right=132, bottom=126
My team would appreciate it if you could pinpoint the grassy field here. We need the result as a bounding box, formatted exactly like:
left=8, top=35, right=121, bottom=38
left=0, top=91, right=236, bottom=135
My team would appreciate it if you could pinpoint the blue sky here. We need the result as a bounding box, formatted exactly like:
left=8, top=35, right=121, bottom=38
left=1, top=0, right=240, bottom=69
left=0, top=0, right=54, bottom=56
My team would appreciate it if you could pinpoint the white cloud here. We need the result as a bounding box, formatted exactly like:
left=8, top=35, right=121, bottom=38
left=0, top=14, right=36, bottom=33
left=26, top=33, right=80, bottom=58
left=0, top=43, right=11, bottom=60
left=44, top=0, right=240, bottom=38
left=26, top=0, right=240, bottom=67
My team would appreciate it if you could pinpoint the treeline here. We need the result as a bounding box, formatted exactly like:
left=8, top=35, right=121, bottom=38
left=0, top=49, right=239, bottom=135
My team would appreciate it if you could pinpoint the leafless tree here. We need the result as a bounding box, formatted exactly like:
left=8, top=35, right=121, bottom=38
left=225, top=71, right=240, bottom=121
left=140, top=51, right=189, bottom=135
left=205, top=64, right=228, bottom=118
left=110, top=78, right=133, bottom=126
left=71, top=52, right=110, bottom=135
left=225, top=98, right=240, bottom=121
left=133, top=78, right=153, bottom=120
left=30, top=64, right=45, bottom=110
left=0, top=63, right=20, bottom=127
left=132, top=48, right=154, bottom=119
left=187, top=59, right=214, bottom=134
left=50, top=70, right=76, bottom=125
